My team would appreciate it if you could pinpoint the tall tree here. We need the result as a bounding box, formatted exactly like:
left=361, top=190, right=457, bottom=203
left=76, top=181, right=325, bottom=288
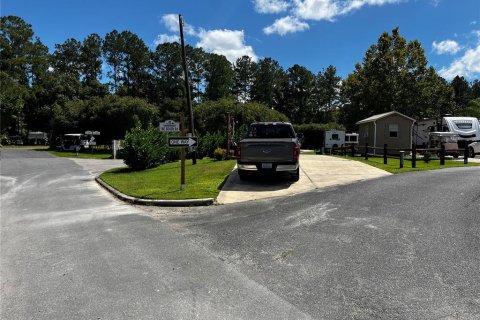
left=80, top=33, right=103, bottom=84
left=251, top=57, right=285, bottom=109
left=120, top=31, right=150, bottom=97
left=341, top=28, right=453, bottom=130
left=150, top=42, right=184, bottom=104
left=470, top=80, right=480, bottom=99
left=185, top=45, right=207, bottom=103
left=417, top=67, right=455, bottom=119
left=0, top=15, right=35, bottom=85
left=103, top=30, right=124, bottom=92
left=232, top=55, right=256, bottom=103
left=279, top=64, right=315, bottom=124
left=53, top=38, right=82, bottom=78
left=451, top=76, right=471, bottom=112
left=1, top=16, right=49, bottom=135
left=103, top=30, right=149, bottom=96
left=204, top=53, right=233, bottom=101
left=313, top=65, right=342, bottom=123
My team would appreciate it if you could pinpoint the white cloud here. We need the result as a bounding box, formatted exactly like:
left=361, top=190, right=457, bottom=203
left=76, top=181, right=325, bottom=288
left=293, top=0, right=340, bottom=21
left=253, top=0, right=290, bottom=13
left=155, top=15, right=258, bottom=62
left=439, top=44, right=480, bottom=80
left=196, top=29, right=258, bottom=63
left=293, top=0, right=403, bottom=20
left=432, top=40, right=461, bottom=55
left=161, top=14, right=197, bottom=36
left=263, top=16, right=310, bottom=35
left=153, top=34, right=180, bottom=47
left=258, top=0, right=404, bottom=35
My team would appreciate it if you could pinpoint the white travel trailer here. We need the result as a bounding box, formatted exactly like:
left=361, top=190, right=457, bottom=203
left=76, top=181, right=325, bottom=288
left=414, top=118, right=438, bottom=147
left=442, top=117, right=480, bottom=145
left=324, top=130, right=345, bottom=149
left=414, top=117, right=480, bottom=148
left=61, top=133, right=90, bottom=151
left=345, top=133, right=359, bottom=146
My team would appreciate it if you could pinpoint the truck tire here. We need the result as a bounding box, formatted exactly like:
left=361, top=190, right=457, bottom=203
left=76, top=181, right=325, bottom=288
left=291, top=168, right=300, bottom=182
left=238, top=169, right=247, bottom=181
left=469, top=147, right=475, bottom=158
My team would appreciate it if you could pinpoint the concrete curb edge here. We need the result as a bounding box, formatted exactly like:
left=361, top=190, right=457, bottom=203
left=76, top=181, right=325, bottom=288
left=95, top=176, right=215, bottom=207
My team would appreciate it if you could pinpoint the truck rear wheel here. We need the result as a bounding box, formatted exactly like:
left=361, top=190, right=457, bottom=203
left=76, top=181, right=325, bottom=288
left=238, top=169, right=247, bottom=181
left=291, top=168, right=300, bottom=182
left=469, top=147, right=475, bottom=158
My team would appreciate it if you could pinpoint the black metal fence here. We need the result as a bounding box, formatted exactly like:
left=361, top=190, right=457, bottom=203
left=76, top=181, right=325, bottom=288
left=330, top=143, right=472, bottom=168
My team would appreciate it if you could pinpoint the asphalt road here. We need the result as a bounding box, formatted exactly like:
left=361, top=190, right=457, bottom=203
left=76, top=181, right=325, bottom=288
left=2, top=149, right=480, bottom=319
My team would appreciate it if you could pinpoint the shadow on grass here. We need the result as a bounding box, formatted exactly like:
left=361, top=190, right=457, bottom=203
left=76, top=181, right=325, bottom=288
left=217, top=173, right=232, bottom=190
left=105, top=167, right=136, bottom=174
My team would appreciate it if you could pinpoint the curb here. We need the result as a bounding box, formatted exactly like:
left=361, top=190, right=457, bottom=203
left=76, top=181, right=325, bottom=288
left=95, top=177, right=215, bottom=207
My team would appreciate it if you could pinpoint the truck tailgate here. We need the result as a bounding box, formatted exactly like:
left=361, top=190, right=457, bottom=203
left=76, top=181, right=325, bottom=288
left=239, top=140, right=295, bottom=162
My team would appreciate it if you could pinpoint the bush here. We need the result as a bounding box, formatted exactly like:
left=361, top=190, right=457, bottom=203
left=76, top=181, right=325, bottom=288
left=213, top=148, right=227, bottom=161
left=423, top=151, right=432, bottom=163
left=197, top=131, right=226, bottom=158
left=122, top=123, right=168, bottom=170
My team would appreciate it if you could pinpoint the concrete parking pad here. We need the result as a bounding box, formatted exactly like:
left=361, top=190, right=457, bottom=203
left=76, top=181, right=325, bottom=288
left=216, top=155, right=391, bottom=204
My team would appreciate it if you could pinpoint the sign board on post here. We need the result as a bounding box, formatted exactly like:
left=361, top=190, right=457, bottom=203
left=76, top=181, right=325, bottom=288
left=168, top=137, right=198, bottom=147
left=160, top=120, right=180, bottom=132
left=85, top=130, right=101, bottom=136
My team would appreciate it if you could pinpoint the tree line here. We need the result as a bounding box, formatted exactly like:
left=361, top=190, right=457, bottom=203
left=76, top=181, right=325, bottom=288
left=1, top=15, right=479, bottom=144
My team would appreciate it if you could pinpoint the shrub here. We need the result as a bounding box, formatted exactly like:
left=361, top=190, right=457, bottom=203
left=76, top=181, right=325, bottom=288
left=122, top=123, right=168, bottom=170
left=213, top=148, right=227, bottom=161
left=197, top=131, right=226, bottom=158
left=423, top=151, right=432, bottom=163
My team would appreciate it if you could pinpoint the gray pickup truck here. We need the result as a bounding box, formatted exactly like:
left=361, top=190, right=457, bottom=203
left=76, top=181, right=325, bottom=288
left=236, top=122, right=301, bottom=181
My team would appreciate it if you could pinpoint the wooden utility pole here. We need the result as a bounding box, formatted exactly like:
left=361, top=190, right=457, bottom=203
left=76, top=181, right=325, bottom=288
left=180, top=113, right=186, bottom=191
left=226, top=113, right=231, bottom=159
left=179, top=14, right=196, bottom=165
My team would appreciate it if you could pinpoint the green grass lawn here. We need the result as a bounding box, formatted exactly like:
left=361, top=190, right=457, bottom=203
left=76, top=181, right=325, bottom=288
left=335, top=155, right=480, bottom=174
left=48, top=149, right=112, bottom=159
left=100, top=159, right=236, bottom=200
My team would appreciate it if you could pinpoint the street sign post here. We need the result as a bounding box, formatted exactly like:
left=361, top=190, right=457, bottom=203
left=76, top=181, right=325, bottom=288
left=168, top=137, right=198, bottom=147
left=160, top=120, right=180, bottom=132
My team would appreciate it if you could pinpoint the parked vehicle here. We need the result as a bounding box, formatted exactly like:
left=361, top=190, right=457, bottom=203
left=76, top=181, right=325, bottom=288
left=27, top=131, right=48, bottom=145
left=428, top=132, right=460, bottom=158
left=324, top=130, right=345, bottom=149
left=236, top=122, right=301, bottom=181
left=414, top=118, right=438, bottom=147
left=345, top=133, right=359, bottom=146
left=468, top=141, right=480, bottom=158
left=441, top=117, right=480, bottom=149
left=414, top=117, right=480, bottom=148
left=61, top=134, right=90, bottom=151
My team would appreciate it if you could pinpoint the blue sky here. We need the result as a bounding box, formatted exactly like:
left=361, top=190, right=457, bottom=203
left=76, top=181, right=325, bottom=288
left=2, top=0, right=479, bottom=81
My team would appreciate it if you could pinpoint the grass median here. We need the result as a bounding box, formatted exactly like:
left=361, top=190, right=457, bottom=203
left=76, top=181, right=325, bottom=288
left=100, top=159, right=236, bottom=200
left=334, top=155, right=480, bottom=174
left=48, top=149, right=112, bottom=159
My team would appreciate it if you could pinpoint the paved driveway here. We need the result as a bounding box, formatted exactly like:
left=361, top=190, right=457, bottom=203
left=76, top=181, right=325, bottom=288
left=217, top=155, right=391, bottom=204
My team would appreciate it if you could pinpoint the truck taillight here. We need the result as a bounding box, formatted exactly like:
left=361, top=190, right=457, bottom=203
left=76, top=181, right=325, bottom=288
left=236, top=146, right=241, bottom=160
left=294, top=145, right=300, bottom=160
